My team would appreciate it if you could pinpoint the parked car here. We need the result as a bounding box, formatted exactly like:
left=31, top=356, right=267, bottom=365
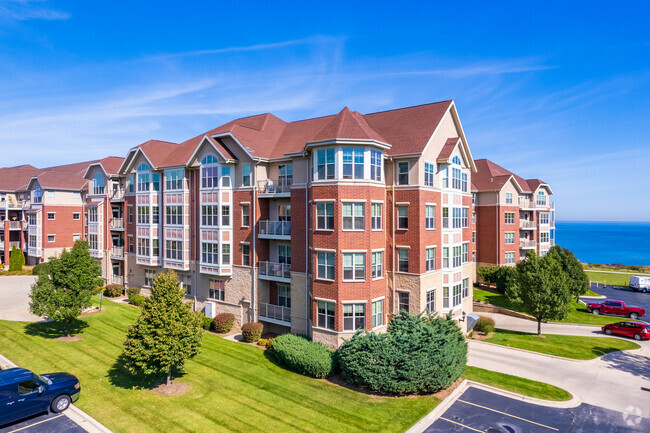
left=0, top=368, right=80, bottom=426
left=585, top=299, right=646, bottom=319
left=630, top=276, right=650, bottom=293
left=602, top=321, right=650, bottom=341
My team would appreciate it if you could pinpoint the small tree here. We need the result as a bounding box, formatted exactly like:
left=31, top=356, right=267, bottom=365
left=9, top=246, right=25, bottom=271
left=546, top=245, right=589, bottom=302
left=29, top=241, right=102, bottom=336
left=506, top=250, right=570, bottom=335
left=122, top=270, right=203, bottom=386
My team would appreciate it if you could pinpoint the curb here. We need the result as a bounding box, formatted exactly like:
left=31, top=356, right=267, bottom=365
left=0, top=353, right=112, bottom=433
left=406, top=380, right=471, bottom=433
left=468, top=340, right=585, bottom=362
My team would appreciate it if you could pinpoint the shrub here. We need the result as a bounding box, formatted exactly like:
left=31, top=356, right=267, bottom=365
left=202, top=315, right=213, bottom=330
left=9, top=246, right=25, bottom=272
left=126, top=287, right=141, bottom=300
left=474, top=316, right=495, bottom=334
left=212, top=313, right=236, bottom=333
left=32, top=262, right=50, bottom=276
left=104, top=284, right=123, bottom=297
left=271, top=334, right=337, bottom=378
left=477, top=265, right=516, bottom=293
left=339, top=312, right=467, bottom=395
left=129, top=295, right=146, bottom=307
left=241, top=322, right=263, bottom=342
left=258, top=338, right=268, bottom=346
left=264, top=337, right=274, bottom=349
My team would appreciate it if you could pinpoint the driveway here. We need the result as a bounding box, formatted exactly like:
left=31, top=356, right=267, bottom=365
left=423, top=385, right=648, bottom=432
left=584, top=283, right=650, bottom=317
left=0, top=276, right=41, bottom=321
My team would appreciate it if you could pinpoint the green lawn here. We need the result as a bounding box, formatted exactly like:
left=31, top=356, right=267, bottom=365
left=473, top=289, right=630, bottom=325
left=585, top=270, right=636, bottom=287
left=0, top=299, right=437, bottom=433
left=485, top=329, right=640, bottom=360
left=462, top=367, right=572, bottom=401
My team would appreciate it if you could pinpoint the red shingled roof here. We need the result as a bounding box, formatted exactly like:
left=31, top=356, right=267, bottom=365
left=0, top=165, right=40, bottom=191
left=473, top=159, right=549, bottom=193
left=437, top=137, right=461, bottom=162
left=310, top=107, right=387, bottom=144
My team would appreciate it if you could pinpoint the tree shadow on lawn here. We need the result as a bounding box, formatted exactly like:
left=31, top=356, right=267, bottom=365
left=24, top=319, right=88, bottom=339
left=107, top=354, right=187, bottom=390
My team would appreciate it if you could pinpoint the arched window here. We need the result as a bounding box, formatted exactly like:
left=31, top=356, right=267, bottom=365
left=33, top=186, right=43, bottom=204
left=201, top=154, right=219, bottom=188
left=94, top=172, right=105, bottom=195
left=137, top=163, right=151, bottom=192
left=536, top=191, right=546, bottom=206
left=452, top=156, right=461, bottom=165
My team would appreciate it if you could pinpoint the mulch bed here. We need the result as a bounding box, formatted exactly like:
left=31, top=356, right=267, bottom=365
left=55, top=335, right=83, bottom=342
left=152, top=382, right=191, bottom=396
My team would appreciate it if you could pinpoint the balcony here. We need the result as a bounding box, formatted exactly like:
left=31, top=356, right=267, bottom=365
left=519, top=239, right=536, bottom=249
left=1, top=199, right=30, bottom=210
left=110, top=218, right=125, bottom=230
left=110, top=188, right=125, bottom=201
left=258, top=177, right=293, bottom=197
left=258, top=261, right=291, bottom=283
left=110, top=275, right=124, bottom=285
left=8, top=241, right=21, bottom=250
left=258, top=220, right=291, bottom=240
left=8, top=221, right=22, bottom=230
left=111, top=246, right=124, bottom=259
left=519, top=220, right=536, bottom=230
left=258, top=302, right=291, bottom=326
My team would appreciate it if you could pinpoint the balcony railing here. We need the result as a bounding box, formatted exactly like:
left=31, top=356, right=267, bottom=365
left=258, top=177, right=293, bottom=195
left=110, top=275, right=124, bottom=285
left=1, top=200, right=30, bottom=209
left=258, top=261, right=291, bottom=282
left=519, top=220, right=536, bottom=229
left=519, top=239, right=536, bottom=249
left=111, top=246, right=124, bottom=258
left=110, top=188, right=125, bottom=200
left=258, top=220, right=291, bottom=238
left=8, top=241, right=20, bottom=250
left=258, top=302, right=291, bottom=325
left=9, top=221, right=22, bottom=230
left=110, top=218, right=124, bottom=229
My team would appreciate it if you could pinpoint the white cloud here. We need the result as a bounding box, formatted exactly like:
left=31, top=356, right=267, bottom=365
left=0, top=0, right=70, bottom=21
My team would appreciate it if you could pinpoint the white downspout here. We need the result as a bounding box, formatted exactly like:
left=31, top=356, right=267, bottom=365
left=305, top=151, right=310, bottom=336
left=391, top=157, right=396, bottom=314
left=252, top=162, right=258, bottom=322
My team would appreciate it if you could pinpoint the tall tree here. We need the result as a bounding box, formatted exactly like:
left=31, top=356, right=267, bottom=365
left=122, top=270, right=203, bottom=386
left=506, top=250, right=571, bottom=335
left=9, top=246, right=25, bottom=271
left=29, top=241, right=102, bottom=336
left=546, top=245, right=589, bottom=302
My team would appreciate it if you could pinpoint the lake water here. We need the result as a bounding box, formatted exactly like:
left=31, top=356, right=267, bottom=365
left=555, top=221, right=650, bottom=266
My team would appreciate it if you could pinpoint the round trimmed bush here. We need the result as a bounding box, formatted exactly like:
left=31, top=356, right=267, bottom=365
left=32, top=262, right=50, bottom=276
left=202, top=315, right=213, bottom=330
left=241, top=322, right=263, bottom=342
left=129, top=295, right=146, bottom=307
left=474, top=316, right=495, bottom=334
left=212, top=313, right=236, bottom=333
left=339, top=312, right=467, bottom=395
left=126, top=287, right=141, bottom=300
left=104, top=284, right=123, bottom=297
left=271, top=334, right=337, bottom=378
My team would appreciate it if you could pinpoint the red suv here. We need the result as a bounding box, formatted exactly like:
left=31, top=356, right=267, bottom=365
left=601, top=321, right=650, bottom=341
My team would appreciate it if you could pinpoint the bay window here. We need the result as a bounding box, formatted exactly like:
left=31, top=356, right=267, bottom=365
left=343, top=253, right=365, bottom=281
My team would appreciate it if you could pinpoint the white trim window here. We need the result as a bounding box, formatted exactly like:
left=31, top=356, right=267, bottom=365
left=165, top=240, right=182, bottom=260
left=462, top=208, right=468, bottom=228
left=137, top=163, right=151, bottom=192
left=166, top=205, right=182, bottom=225
left=452, top=167, right=461, bottom=189
left=442, top=207, right=449, bottom=229
left=343, top=253, right=365, bottom=281
left=152, top=207, right=159, bottom=224
left=88, top=234, right=98, bottom=250
left=453, top=246, right=462, bottom=268
left=137, top=206, right=149, bottom=224
left=209, top=279, right=224, bottom=301
left=343, top=303, right=365, bottom=331
left=372, top=251, right=383, bottom=279
left=505, top=232, right=515, bottom=245
left=371, top=203, right=382, bottom=230
left=424, top=162, right=434, bottom=187
left=317, top=251, right=335, bottom=280
left=398, top=248, right=408, bottom=272
left=462, top=243, right=469, bottom=263
left=504, top=212, right=515, bottom=225
left=93, top=172, right=105, bottom=195
left=316, top=202, right=334, bottom=230
left=426, top=289, right=435, bottom=313
left=397, top=161, right=409, bottom=185
left=201, top=155, right=219, bottom=188
left=442, top=166, right=449, bottom=188
left=144, top=269, right=155, bottom=287
left=505, top=252, right=515, bottom=264
left=201, top=241, right=218, bottom=264
left=88, top=207, right=97, bottom=223
left=242, top=204, right=250, bottom=227
left=536, top=191, right=547, bottom=206
left=462, top=278, right=469, bottom=298
left=343, top=148, right=364, bottom=179
left=221, top=205, right=230, bottom=226
left=540, top=232, right=550, bottom=243
left=398, top=292, right=410, bottom=313
left=462, top=173, right=468, bottom=192
left=472, top=212, right=476, bottom=225
left=137, top=237, right=150, bottom=256
left=397, top=205, right=408, bottom=229
left=342, top=202, right=364, bottom=231
left=317, top=149, right=335, bottom=180
left=220, top=166, right=231, bottom=188
left=453, top=208, right=462, bottom=228
left=278, top=284, right=291, bottom=308
left=453, top=283, right=462, bottom=307
left=221, top=243, right=230, bottom=265
left=201, top=205, right=218, bottom=226
left=372, top=300, right=383, bottom=328
left=506, top=192, right=513, bottom=204
left=443, top=247, right=449, bottom=269
left=370, top=150, right=382, bottom=181
left=443, top=287, right=449, bottom=309
left=539, top=212, right=550, bottom=225
left=317, top=301, right=335, bottom=330
left=426, top=247, right=435, bottom=271
left=242, top=244, right=250, bottom=266
left=426, top=205, right=435, bottom=229
left=165, top=169, right=183, bottom=190
left=242, top=164, right=251, bottom=187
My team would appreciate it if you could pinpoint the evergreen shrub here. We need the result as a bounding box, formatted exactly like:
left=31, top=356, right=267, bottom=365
left=32, top=262, right=50, bottom=276
left=9, top=247, right=25, bottom=272
left=202, top=315, right=213, bottom=330
left=104, top=284, right=123, bottom=297
left=212, top=313, right=236, bottom=333
left=241, top=322, right=263, bottom=342
left=474, top=316, right=495, bottom=334
left=126, top=287, right=141, bottom=300
left=129, top=295, right=146, bottom=307
left=271, top=334, right=337, bottom=378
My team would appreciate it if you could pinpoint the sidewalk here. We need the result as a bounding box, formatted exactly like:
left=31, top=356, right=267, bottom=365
left=477, top=311, right=602, bottom=336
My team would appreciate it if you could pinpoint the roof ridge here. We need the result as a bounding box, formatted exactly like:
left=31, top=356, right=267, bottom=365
left=363, top=99, right=453, bottom=116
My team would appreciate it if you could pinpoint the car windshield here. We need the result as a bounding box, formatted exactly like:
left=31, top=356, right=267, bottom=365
left=645, top=325, right=650, bottom=331
left=37, top=374, right=52, bottom=385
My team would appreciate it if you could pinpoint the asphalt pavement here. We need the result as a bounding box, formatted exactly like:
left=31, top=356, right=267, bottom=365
left=0, top=412, right=87, bottom=433
left=584, top=283, right=650, bottom=317
left=425, top=386, right=648, bottom=433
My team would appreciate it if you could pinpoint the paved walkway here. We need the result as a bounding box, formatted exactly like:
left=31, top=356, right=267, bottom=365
left=468, top=312, right=650, bottom=418
left=0, top=275, right=42, bottom=321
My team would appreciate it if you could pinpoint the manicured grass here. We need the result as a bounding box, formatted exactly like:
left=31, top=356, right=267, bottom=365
left=0, top=299, right=437, bottom=433
left=583, top=288, right=602, bottom=297
left=0, top=266, right=34, bottom=276
left=462, top=366, right=572, bottom=401
left=485, top=329, right=640, bottom=360
left=585, top=270, right=635, bottom=287
left=473, top=289, right=630, bottom=325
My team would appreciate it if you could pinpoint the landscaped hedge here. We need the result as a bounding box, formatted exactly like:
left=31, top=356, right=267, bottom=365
left=129, top=295, right=146, bottom=307
left=338, top=312, right=467, bottom=395
left=104, top=284, right=123, bottom=297
left=126, top=287, right=141, bottom=300
left=32, top=262, right=50, bottom=276
left=241, top=322, right=263, bottom=342
left=474, top=316, right=495, bottom=334
left=202, top=316, right=213, bottom=330
left=477, top=266, right=516, bottom=293
left=270, top=334, right=337, bottom=378
left=212, top=313, right=236, bottom=333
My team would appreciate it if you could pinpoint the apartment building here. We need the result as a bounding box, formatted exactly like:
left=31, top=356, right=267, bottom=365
left=81, top=100, right=477, bottom=347
left=472, top=159, right=555, bottom=266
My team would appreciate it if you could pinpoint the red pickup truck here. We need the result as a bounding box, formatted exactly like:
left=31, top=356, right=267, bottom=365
left=585, top=299, right=646, bottom=319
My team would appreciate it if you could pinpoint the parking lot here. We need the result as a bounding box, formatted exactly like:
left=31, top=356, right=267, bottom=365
left=583, top=283, right=650, bottom=317
left=0, top=412, right=87, bottom=433
left=424, top=386, right=648, bottom=433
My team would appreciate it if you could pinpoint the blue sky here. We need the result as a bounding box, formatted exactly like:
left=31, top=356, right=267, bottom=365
left=0, top=0, right=649, bottom=221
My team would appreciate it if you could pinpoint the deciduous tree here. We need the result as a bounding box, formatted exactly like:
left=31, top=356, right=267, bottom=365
left=29, top=241, right=102, bottom=336
left=546, top=245, right=589, bottom=302
left=122, top=270, right=203, bottom=386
